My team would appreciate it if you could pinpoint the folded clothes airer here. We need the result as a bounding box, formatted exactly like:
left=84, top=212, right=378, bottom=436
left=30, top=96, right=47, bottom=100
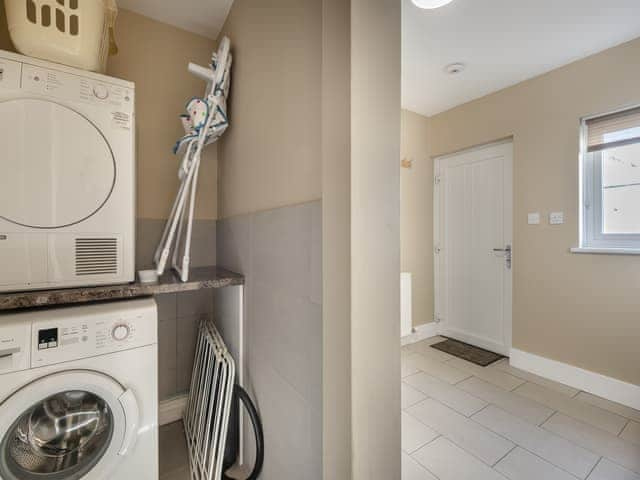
left=154, top=37, right=232, bottom=281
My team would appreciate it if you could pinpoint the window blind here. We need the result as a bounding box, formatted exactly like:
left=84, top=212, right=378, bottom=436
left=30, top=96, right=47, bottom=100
left=586, top=106, right=640, bottom=152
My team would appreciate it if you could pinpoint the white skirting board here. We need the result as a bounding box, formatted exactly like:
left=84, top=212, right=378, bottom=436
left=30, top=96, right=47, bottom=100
left=159, top=393, right=188, bottom=426
left=510, top=348, right=640, bottom=411
left=401, top=322, right=439, bottom=346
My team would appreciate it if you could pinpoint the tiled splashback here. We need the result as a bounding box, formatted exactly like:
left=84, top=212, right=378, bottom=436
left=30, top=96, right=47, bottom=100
left=217, top=200, right=322, bottom=480
left=136, top=218, right=217, bottom=271
left=136, top=217, right=217, bottom=399
left=155, top=289, right=215, bottom=398
left=141, top=202, right=322, bottom=480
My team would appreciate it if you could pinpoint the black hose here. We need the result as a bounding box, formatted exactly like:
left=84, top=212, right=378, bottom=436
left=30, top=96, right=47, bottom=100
left=223, top=385, right=264, bottom=480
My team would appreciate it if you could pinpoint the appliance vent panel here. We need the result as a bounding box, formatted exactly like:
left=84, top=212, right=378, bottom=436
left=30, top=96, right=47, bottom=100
left=75, top=238, right=118, bottom=276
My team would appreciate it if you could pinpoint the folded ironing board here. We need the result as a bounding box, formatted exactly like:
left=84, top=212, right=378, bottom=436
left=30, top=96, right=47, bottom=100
left=154, top=37, right=232, bottom=281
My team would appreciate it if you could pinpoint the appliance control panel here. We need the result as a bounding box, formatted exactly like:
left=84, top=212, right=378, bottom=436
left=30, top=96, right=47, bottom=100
left=30, top=298, right=157, bottom=368
left=0, top=298, right=156, bottom=372
left=0, top=54, right=134, bottom=114
left=21, top=64, right=134, bottom=114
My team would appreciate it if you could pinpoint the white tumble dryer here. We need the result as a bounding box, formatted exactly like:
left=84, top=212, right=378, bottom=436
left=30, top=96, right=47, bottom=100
left=0, top=298, right=158, bottom=480
left=0, top=50, right=135, bottom=292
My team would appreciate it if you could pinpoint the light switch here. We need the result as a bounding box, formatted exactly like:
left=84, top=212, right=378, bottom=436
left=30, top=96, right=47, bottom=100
left=549, top=212, right=564, bottom=225
left=527, top=213, right=540, bottom=225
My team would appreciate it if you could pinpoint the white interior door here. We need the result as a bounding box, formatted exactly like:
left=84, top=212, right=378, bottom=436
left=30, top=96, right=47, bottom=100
left=434, top=141, right=513, bottom=355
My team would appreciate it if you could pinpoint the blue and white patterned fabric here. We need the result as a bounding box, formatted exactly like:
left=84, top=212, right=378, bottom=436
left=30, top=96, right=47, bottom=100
left=173, top=48, right=232, bottom=155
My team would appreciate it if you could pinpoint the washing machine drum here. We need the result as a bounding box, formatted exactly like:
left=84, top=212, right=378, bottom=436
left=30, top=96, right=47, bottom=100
left=0, top=390, right=114, bottom=480
left=0, top=98, right=116, bottom=229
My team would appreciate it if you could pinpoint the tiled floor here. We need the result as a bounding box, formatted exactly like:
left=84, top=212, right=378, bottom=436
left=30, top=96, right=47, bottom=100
left=159, top=421, right=250, bottom=480
left=402, top=337, right=640, bottom=480
left=159, top=421, right=190, bottom=480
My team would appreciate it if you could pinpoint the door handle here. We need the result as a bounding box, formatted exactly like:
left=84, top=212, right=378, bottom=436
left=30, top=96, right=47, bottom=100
left=0, top=347, right=19, bottom=359
left=492, top=245, right=512, bottom=269
left=118, top=388, right=140, bottom=456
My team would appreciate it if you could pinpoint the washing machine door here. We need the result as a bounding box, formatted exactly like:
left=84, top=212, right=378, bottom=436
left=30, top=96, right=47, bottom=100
left=0, top=370, right=139, bottom=480
left=0, top=98, right=116, bottom=229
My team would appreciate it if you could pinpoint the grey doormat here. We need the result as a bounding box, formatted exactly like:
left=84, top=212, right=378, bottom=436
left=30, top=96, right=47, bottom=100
left=431, top=337, right=505, bottom=367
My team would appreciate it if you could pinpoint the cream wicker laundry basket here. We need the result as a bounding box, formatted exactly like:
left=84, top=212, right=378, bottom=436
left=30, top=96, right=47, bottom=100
left=5, top=0, right=118, bottom=72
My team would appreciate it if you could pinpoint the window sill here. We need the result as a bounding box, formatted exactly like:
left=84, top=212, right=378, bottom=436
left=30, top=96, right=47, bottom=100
left=570, top=247, right=640, bottom=255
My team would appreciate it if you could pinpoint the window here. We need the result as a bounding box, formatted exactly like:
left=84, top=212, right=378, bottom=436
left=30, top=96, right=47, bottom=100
left=580, top=106, right=640, bottom=251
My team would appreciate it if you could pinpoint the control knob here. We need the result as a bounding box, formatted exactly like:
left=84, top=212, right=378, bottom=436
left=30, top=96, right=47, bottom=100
left=111, top=324, right=130, bottom=341
left=93, top=84, right=109, bottom=100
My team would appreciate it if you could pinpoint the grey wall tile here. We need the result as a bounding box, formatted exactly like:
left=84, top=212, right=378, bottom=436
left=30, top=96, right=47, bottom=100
left=136, top=218, right=164, bottom=271
left=158, top=316, right=178, bottom=399
left=250, top=280, right=321, bottom=407
left=176, top=313, right=204, bottom=393
left=176, top=289, right=214, bottom=318
left=309, top=407, right=323, bottom=480
left=251, top=203, right=312, bottom=300
left=216, top=200, right=322, bottom=480
left=189, top=219, right=217, bottom=267
left=216, top=214, right=252, bottom=276
left=142, top=216, right=215, bottom=400
left=155, top=293, right=177, bottom=322
left=248, top=358, right=314, bottom=480
left=136, top=218, right=216, bottom=271
left=310, top=201, right=322, bottom=305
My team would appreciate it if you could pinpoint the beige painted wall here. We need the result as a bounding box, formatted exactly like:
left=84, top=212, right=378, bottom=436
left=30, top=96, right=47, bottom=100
left=351, top=0, right=401, bottom=477
left=216, top=0, right=322, bottom=219
left=401, top=110, right=434, bottom=328
left=108, top=10, right=217, bottom=220
left=321, top=0, right=352, bottom=478
left=0, top=6, right=217, bottom=220
left=414, top=37, right=640, bottom=385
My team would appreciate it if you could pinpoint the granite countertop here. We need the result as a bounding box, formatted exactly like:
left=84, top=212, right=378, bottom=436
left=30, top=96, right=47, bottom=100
left=0, top=266, right=244, bottom=311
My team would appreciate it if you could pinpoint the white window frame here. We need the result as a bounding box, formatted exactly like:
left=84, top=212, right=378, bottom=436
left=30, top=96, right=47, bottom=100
left=578, top=114, right=640, bottom=252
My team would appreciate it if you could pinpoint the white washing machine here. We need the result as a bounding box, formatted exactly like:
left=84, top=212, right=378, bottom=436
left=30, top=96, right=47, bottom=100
left=0, top=49, right=135, bottom=292
left=0, top=298, right=158, bottom=480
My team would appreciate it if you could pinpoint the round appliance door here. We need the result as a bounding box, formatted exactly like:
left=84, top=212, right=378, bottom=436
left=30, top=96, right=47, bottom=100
left=0, top=98, right=116, bottom=229
left=0, top=370, right=139, bottom=480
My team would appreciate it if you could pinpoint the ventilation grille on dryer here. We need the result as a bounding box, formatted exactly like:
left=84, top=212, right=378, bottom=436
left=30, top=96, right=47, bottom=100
left=75, top=238, right=118, bottom=276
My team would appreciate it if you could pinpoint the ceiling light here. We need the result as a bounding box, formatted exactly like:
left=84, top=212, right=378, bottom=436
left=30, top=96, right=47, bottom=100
left=444, top=62, right=465, bottom=75
left=411, top=0, right=454, bottom=9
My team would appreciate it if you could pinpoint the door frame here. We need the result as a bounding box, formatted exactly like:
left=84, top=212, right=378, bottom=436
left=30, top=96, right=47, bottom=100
left=433, top=139, right=513, bottom=355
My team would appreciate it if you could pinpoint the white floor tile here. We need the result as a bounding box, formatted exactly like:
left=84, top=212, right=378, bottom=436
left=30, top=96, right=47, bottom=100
left=402, top=346, right=414, bottom=359
left=412, top=437, right=509, bottom=480
left=515, top=382, right=628, bottom=435
left=458, top=377, right=554, bottom=425
left=495, top=447, right=578, bottom=480
left=447, top=357, right=525, bottom=391
left=473, top=406, right=599, bottom=479
left=543, top=413, right=640, bottom=475
left=588, top=459, right=640, bottom=480
left=402, top=353, right=422, bottom=378
left=402, top=452, right=438, bottom=480
left=492, top=359, right=580, bottom=397
left=402, top=411, right=439, bottom=454
left=575, top=392, right=640, bottom=423
left=406, top=399, right=514, bottom=466
left=407, top=354, right=472, bottom=384
left=620, top=421, right=640, bottom=446
left=409, top=336, right=448, bottom=347
left=402, top=382, right=427, bottom=409
left=404, top=372, right=488, bottom=416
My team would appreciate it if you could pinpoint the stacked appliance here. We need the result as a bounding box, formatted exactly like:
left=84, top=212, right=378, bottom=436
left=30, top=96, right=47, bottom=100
left=0, top=298, right=158, bottom=480
left=0, top=49, right=135, bottom=292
